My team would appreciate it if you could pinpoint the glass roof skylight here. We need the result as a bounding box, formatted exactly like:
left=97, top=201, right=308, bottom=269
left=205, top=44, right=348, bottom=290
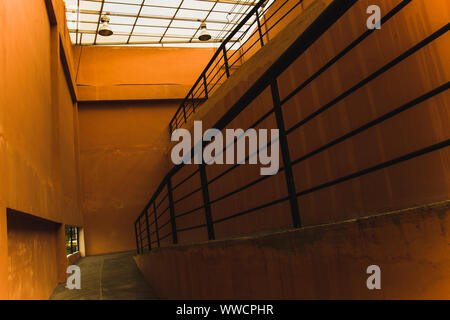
left=64, top=0, right=258, bottom=46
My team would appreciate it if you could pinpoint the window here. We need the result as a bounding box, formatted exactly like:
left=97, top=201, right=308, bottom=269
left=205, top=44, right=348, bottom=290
left=65, top=225, right=80, bottom=255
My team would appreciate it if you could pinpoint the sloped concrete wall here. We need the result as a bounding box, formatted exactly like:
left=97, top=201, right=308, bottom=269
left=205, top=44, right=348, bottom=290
left=135, top=202, right=450, bottom=299
left=78, top=100, right=179, bottom=255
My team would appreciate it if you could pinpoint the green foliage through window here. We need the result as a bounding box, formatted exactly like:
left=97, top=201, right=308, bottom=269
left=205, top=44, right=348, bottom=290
left=65, top=225, right=80, bottom=255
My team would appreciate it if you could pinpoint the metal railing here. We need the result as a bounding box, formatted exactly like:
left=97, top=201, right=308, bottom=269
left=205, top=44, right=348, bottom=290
left=169, top=0, right=306, bottom=135
left=135, top=0, right=450, bottom=254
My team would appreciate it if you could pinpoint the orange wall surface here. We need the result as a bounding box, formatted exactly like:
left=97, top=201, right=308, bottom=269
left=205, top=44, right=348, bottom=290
left=0, top=0, right=82, bottom=299
left=6, top=211, right=62, bottom=300
left=74, top=43, right=214, bottom=255
left=0, top=0, right=81, bottom=224
left=135, top=202, right=450, bottom=299
left=140, top=0, right=450, bottom=247
left=73, top=46, right=215, bottom=101
left=78, top=101, right=179, bottom=255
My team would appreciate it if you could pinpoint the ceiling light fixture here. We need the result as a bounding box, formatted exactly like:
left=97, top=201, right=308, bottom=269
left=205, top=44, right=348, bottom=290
left=99, top=13, right=113, bottom=37
left=198, top=21, right=211, bottom=42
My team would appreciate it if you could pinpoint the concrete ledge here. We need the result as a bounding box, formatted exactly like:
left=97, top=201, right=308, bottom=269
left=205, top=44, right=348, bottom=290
left=135, top=200, right=450, bottom=299
left=77, top=84, right=193, bottom=102
left=67, top=252, right=81, bottom=266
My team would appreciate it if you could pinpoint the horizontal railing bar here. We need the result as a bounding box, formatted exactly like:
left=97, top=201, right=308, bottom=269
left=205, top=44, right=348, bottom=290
left=205, top=73, right=227, bottom=95
left=158, top=232, right=172, bottom=241
left=285, top=23, right=449, bottom=135
left=228, top=33, right=262, bottom=68
left=280, top=0, right=412, bottom=106
left=210, top=166, right=286, bottom=206
left=170, top=0, right=268, bottom=128
left=157, top=219, right=172, bottom=231
left=291, top=83, right=449, bottom=167
left=214, top=196, right=290, bottom=224
left=156, top=206, right=170, bottom=221
left=177, top=224, right=207, bottom=233
left=297, top=139, right=450, bottom=198
left=175, top=205, right=205, bottom=219
left=155, top=193, right=168, bottom=210
left=259, top=0, right=304, bottom=39
left=205, top=108, right=275, bottom=184
left=173, top=186, right=203, bottom=205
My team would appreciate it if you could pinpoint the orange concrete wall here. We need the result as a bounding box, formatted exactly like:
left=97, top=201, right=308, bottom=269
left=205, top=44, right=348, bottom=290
left=0, top=0, right=82, bottom=299
left=6, top=211, right=61, bottom=300
left=135, top=202, right=450, bottom=299
left=78, top=101, right=179, bottom=255
left=74, top=39, right=214, bottom=255
left=145, top=0, right=449, bottom=246
left=0, top=0, right=81, bottom=223
left=73, top=46, right=215, bottom=101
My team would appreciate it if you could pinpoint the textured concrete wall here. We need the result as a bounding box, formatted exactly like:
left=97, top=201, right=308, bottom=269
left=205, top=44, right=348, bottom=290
left=0, top=0, right=81, bottom=223
left=72, top=46, right=215, bottom=101
left=6, top=211, right=61, bottom=300
left=135, top=202, right=450, bottom=299
left=0, top=0, right=82, bottom=299
left=78, top=101, right=179, bottom=255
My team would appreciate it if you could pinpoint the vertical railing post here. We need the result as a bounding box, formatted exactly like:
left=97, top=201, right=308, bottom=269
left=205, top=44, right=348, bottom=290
left=199, top=164, right=215, bottom=240
left=182, top=103, right=187, bottom=123
left=270, top=79, right=301, bottom=228
left=138, top=217, right=143, bottom=253
left=191, top=92, right=196, bottom=114
left=134, top=222, right=140, bottom=254
left=76, top=227, right=80, bottom=252
left=153, top=202, right=160, bottom=248
left=255, top=10, right=264, bottom=47
left=167, top=177, right=178, bottom=244
left=145, top=210, right=151, bottom=252
left=222, top=47, right=230, bottom=78
left=203, top=74, right=208, bottom=99
left=70, top=226, right=73, bottom=254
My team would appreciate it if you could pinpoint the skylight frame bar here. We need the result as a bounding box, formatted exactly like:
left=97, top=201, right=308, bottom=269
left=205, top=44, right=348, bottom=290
left=74, top=30, right=208, bottom=39
left=127, top=0, right=146, bottom=44
left=159, top=0, right=185, bottom=44
left=76, top=0, right=80, bottom=45
left=216, top=0, right=255, bottom=44
left=81, top=0, right=256, bottom=7
left=76, top=38, right=232, bottom=46
left=196, top=0, right=257, bottom=5
left=68, top=18, right=248, bottom=33
left=78, top=0, right=250, bottom=15
left=93, top=0, right=105, bottom=45
left=76, top=9, right=253, bottom=25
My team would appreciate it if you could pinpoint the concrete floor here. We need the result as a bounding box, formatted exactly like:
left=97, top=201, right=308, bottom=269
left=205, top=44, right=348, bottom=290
left=50, top=251, right=158, bottom=300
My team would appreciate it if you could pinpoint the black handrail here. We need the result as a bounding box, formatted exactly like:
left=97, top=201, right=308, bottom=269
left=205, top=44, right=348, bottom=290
left=135, top=0, right=449, bottom=255
left=169, top=0, right=299, bottom=134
